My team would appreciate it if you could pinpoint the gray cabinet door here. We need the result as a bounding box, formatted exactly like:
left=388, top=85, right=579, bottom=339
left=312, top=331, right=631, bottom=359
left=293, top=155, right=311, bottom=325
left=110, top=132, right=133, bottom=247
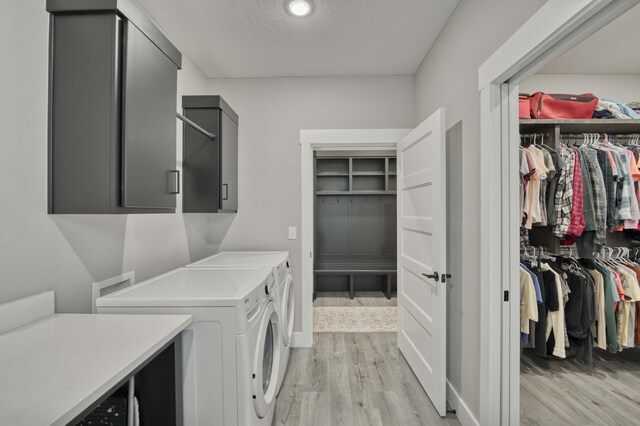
left=220, top=112, right=238, bottom=212
left=121, top=21, right=177, bottom=209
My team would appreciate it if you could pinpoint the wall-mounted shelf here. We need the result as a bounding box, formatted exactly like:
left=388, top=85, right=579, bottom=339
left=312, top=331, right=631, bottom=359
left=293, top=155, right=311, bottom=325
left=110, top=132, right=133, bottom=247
left=520, top=119, right=640, bottom=133
left=316, top=191, right=397, bottom=196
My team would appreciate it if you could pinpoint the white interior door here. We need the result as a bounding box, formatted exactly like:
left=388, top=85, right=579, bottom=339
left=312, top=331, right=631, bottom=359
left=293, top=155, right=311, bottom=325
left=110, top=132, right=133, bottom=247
left=397, top=107, right=447, bottom=417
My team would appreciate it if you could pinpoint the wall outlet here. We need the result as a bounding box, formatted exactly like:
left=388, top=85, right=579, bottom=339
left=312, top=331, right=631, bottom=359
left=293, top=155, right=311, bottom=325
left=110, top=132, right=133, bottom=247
left=288, top=227, right=297, bottom=240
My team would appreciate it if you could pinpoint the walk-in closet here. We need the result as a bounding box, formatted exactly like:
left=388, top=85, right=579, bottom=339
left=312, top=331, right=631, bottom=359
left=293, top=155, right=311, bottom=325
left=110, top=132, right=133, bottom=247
left=312, top=150, right=397, bottom=333
left=517, top=5, right=640, bottom=424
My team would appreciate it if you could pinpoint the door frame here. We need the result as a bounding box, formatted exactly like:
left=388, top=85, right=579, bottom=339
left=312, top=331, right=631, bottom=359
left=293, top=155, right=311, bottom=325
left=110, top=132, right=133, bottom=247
left=478, top=1, right=640, bottom=424
left=296, top=129, right=411, bottom=348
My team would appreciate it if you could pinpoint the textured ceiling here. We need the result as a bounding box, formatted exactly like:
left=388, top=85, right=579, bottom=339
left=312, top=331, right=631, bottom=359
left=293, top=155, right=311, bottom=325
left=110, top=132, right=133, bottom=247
left=540, top=3, right=640, bottom=74
left=137, top=0, right=460, bottom=78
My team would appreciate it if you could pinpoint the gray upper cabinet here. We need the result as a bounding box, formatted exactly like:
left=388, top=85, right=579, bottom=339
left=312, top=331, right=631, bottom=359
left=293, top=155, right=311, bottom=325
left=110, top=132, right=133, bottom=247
left=182, top=96, right=239, bottom=213
left=47, top=0, right=182, bottom=214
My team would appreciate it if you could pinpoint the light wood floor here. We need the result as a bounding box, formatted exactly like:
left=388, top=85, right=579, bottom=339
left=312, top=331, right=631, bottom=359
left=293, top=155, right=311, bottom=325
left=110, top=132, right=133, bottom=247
left=273, top=333, right=460, bottom=426
left=521, top=348, right=640, bottom=425
left=313, top=291, right=397, bottom=307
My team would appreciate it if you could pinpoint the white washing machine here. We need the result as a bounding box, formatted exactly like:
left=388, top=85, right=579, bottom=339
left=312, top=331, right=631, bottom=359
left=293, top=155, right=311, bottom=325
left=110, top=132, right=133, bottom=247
left=187, top=252, right=294, bottom=395
left=96, top=267, right=280, bottom=426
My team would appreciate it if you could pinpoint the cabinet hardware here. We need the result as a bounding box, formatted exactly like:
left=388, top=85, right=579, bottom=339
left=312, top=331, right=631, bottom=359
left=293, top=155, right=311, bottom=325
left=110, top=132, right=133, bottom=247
left=168, top=170, right=180, bottom=194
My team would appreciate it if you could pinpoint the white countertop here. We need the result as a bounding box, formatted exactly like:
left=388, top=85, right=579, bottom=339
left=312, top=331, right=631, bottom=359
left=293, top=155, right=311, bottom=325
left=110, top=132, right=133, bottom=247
left=0, top=313, right=192, bottom=426
left=96, top=267, right=273, bottom=308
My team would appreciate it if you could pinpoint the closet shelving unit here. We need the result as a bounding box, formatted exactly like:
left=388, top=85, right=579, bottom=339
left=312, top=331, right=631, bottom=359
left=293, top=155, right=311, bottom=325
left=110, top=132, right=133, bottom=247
left=521, top=118, right=640, bottom=252
left=314, top=152, right=397, bottom=300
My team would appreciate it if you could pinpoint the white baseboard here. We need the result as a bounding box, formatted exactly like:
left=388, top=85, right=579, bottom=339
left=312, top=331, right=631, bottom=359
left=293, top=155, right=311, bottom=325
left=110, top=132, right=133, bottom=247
left=290, top=331, right=313, bottom=348
left=447, top=379, right=479, bottom=426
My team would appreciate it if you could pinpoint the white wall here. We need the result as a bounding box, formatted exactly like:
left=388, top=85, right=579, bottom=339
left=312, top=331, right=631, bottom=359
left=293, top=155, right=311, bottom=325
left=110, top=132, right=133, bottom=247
left=0, top=0, right=213, bottom=312
left=413, top=0, right=547, bottom=421
left=200, top=76, right=415, bottom=333
left=521, top=73, right=640, bottom=102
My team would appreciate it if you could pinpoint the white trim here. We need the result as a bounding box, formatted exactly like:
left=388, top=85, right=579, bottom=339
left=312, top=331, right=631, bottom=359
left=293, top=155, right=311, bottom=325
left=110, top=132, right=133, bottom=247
left=299, top=128, right=411, bottom=347
left=92, top=271, right=135, bottom=314
left=479, top=84, right=502, bottom=426
left=505, top=83, right=522, bottom=426
left=479, top=0, right=616, bottom=90
left=478, top=0, right=640, bottom=424
left=447, top=380, right=479, bottom=426
left=0, top=291, right=55, bottom=334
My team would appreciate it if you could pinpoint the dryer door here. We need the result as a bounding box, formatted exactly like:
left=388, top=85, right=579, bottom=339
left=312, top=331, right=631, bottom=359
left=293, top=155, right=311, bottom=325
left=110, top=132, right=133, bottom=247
left=253, top=301, right=281, bottom=418
left=281, top=274, right=295, bottom=347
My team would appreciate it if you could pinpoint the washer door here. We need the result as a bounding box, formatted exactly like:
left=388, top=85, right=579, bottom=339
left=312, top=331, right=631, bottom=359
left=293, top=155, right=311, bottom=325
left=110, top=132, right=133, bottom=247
left=253, top=301, right=281, bottom=418
left=281, top=274, right=295, bottom=347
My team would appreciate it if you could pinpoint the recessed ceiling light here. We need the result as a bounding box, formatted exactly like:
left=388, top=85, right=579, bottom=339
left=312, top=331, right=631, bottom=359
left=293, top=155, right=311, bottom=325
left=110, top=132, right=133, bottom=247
left=286, top=0, right=314, bottom=17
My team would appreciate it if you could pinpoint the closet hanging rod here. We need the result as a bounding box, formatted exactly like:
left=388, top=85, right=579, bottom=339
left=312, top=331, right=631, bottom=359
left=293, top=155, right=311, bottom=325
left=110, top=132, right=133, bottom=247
left=176, top=113, right=216, bottom=141
left=560, top=133, right=640, bottom=138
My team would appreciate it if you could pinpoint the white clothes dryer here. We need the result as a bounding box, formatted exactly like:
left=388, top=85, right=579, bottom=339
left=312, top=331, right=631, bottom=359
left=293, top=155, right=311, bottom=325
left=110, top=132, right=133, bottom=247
left=187, top=252, right=295, bottom=395
left=96, top=267, right=280, bottom=426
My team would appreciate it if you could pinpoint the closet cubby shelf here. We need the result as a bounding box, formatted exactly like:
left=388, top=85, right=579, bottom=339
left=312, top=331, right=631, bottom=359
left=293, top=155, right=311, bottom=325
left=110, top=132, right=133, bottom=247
left=316, top=190, right=397, bottom=195
left=520, top=119, right=640, bottom=133
left=352, top=171, right=386, bottom=176
left=315, top=155, right=397, bottom=193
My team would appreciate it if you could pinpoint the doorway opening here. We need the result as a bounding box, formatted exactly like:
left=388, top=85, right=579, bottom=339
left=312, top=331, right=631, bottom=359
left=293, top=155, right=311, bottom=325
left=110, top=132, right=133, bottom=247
left=312, top=149, right=398, bottom=333
left=299, top=129, right=409, bottom=347
left=517, top=5, right=640, bottom=425
left=300, top=116, right=452, bottom=418
left=479, top=0, right=640, bottom=424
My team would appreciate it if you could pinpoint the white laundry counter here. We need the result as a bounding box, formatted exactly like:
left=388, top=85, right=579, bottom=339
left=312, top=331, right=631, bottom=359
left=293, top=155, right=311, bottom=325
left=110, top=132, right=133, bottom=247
left=0, top=306, right=192, bottom=425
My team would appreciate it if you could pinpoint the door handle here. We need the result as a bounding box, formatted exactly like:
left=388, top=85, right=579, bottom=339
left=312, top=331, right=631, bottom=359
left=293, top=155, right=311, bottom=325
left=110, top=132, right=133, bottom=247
left=422, top=271, right=439, bottom=281
left=222, top=184, right=229, bottom=200
left=168, top=170, right=180, bottom=194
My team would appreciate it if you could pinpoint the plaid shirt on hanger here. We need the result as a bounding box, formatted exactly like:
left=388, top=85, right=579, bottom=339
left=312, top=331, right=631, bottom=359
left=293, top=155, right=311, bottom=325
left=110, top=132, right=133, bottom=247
left=595, top=148, right=617, bottom=231
left=566, top=150, right=586, bottom=237
left=554, top=145, right=575, bottom=237
left=577, top=150, right=597, bottom=232
left=583, top=148, right=607, bottom=245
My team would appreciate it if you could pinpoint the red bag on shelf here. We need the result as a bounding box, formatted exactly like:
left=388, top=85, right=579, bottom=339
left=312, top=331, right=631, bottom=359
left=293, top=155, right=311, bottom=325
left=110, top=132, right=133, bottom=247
left=529, top=92, right=599, bottom=119
left=519, top=94, right=532, bottom=118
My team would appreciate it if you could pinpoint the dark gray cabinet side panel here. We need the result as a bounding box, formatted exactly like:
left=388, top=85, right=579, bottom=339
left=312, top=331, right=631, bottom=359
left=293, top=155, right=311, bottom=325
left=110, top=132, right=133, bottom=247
left=183, top=109, right=220, bottom=212
left=50, top=14, right=116, bottom=213
left=220, top=112, right=238, bottom=212
left=121, top=21, right=177, bottom=209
